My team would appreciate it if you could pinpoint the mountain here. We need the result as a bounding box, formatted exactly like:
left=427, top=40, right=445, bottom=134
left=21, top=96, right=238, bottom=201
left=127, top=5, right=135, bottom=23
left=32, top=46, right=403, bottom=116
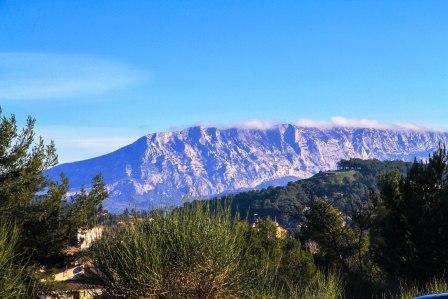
left=45, top=124, right=448, bottom=212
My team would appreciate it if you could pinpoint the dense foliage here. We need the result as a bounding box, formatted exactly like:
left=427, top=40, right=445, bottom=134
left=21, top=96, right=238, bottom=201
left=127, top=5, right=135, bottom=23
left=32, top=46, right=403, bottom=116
left=94, top=151, right=447, bottom=298
left=219, top=159, right=411, bottom=228
left=91, top=203, right=341, bottom=298
left=0, top=223, right=34, bottom=298
left=299, top=147, right=448, bottom=297
left=373, top=147, right=448, bottom=282
left=0, top=109, right=107, bottom=294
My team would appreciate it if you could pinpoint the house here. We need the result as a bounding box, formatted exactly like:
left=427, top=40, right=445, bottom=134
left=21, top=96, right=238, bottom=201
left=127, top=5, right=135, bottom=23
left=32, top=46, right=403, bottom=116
left=77, top=225, right=103, bottom=250
left=39, top=226, right=105, bottom=299
left=39, top=261, right=104, bottom=299
left=274, top=221, right=288, bottom=239
left=251, top=218, right=288, bottom=239
left=39, top=280, right=103, bottom=299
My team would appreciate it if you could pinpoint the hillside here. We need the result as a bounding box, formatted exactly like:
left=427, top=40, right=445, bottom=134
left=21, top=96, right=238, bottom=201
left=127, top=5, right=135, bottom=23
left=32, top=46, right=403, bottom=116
left=46, top=124, right=447, bottom=212
left=218, top=158, right=411, bottom=228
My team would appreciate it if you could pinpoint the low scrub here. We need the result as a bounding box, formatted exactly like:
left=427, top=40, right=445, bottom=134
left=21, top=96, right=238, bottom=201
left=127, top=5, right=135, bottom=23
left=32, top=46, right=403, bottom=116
left=396, top=278, right=448, bottom=299
left=91, top=203, right=342, bottom=298
left=91, top=203, right=251, bottom=298
left=0, top=222, right=35, bottom=298
left=271, top=270, right=343, bottom=299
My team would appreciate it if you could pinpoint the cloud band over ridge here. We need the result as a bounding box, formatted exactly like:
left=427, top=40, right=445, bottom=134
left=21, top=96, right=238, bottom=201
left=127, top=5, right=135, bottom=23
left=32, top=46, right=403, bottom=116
left=198, top=117, right=444, bottom=132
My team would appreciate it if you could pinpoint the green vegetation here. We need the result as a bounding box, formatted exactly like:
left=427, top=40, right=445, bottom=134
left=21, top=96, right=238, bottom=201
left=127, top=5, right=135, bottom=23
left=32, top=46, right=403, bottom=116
left=373, top=147, right=448, bottom=282
left=219, top=158, right=411, bottom=228
left=299, top=147, right=448, bottom=297
left=92, top=203, right=341, bottom=298
left=0, top=109, right=108, bottom=294
left=397, top=278, right=448, bottom=299
left=0, top=223, right=34, bottom=298
left=93, top=203, right=249, bottom=298
left=302, top=198, right=370, bottom=276
left=1, top=108, right=448, bottom=298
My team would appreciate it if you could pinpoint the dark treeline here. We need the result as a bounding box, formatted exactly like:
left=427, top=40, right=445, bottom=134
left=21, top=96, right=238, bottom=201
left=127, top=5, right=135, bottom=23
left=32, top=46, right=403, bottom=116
left=301, top=146, right=448, bottom=297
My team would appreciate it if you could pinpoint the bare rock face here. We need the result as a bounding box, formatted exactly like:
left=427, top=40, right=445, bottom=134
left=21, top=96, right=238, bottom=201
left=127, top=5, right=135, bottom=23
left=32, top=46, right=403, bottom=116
left=46, top=125, right=448, bottom=212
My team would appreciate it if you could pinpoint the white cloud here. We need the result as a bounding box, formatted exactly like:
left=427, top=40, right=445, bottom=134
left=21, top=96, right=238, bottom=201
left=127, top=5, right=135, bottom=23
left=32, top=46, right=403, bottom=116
left=204, top=117, right=443, bottom=132
left=181, top=117, right=444, bottom=132
left=294, top=116, right=442, bottom=131
left=0, top=53, right=146, bottom=100
left=294, top=119, right=330, bottom=128
left=170, top=119, right=277, bottom=132
left=229, top=119, right=276, bottom=130
left=36, top=118, right=445, bottom=163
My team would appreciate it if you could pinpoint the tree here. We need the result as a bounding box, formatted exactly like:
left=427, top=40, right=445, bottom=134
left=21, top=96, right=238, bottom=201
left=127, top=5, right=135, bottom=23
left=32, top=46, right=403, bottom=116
left=244, top=218, right=316, bottom=287
left=0, top=109, right=108, bottom=267
left=302, top=198, right=369, bottom=275
left=18, top=177, right=70, bottom=265
left=0, top=111, right=58, bottom=217
left=67, top=174, right=108, bottom=244
left=0, top=110, right=70, bottom=265
left=372, top=146, right=448, bottom=282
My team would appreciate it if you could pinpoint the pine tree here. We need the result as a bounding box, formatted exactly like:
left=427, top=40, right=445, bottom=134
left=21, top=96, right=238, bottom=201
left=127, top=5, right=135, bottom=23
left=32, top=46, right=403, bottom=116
left=373, top=146, right=448, bottom=282
left=0, top=109, right=108, bottom=266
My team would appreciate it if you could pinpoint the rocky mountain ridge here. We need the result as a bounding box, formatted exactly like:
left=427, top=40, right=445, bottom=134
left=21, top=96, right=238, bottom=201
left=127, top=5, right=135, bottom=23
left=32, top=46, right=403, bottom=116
left=46, top=125, right=448, bottom=212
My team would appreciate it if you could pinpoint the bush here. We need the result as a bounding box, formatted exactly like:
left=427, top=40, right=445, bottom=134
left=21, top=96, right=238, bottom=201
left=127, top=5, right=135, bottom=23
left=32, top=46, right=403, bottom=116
left=241, top=218, right=317, bottom=296
left=0, top=222, right=35, bottom=298
left=281, top=270, right=343, bottom=299
left=91, top=203, right=251, bottom=298
left=396, top=278, right=448, bottom=299
left=91, top=204, right=338, bottom=298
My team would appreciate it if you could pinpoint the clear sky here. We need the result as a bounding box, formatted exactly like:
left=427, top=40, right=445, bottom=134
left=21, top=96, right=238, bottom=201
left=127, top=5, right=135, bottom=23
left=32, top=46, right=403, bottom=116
left=0, top=1, right=447, bottom=163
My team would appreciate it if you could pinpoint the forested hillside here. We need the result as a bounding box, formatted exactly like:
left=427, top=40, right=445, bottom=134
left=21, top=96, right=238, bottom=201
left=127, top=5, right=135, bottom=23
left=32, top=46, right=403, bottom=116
left=218, top=159, right=411, bottom=228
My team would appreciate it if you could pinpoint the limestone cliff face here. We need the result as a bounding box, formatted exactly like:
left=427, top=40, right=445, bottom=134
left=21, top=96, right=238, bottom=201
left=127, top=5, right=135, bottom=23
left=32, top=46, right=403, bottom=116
left=46, top=125, right=448, bottom=212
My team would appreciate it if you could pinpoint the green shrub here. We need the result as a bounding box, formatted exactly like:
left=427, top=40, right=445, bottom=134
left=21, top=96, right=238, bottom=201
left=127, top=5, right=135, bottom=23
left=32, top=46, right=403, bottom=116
left=241, top=218, right=317, bottom=297
left=91, top=203, right=251, bottom=298
left=396, top=278, right=448, bottom=299
left=91, top=203, right=344, bottom=298
left=281, top=270, right=343, bottom=299
left=0, top=222, right=34, bottom=298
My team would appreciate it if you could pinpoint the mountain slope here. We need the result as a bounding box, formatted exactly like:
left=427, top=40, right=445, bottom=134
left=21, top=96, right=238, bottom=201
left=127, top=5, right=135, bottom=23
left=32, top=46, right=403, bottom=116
left=46, top=125, right=448, bottom=212
left=217, top=158, right=412, bottom=228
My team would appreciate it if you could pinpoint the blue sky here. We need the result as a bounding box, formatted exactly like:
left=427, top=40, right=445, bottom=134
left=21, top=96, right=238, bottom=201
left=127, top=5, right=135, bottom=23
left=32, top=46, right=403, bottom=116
left=0, top=1, right=447, bottom=163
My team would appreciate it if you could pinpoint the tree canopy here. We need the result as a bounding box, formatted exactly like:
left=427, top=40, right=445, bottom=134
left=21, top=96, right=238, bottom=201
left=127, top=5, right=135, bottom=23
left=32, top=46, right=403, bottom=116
left=0, top=108, right=108, bottom=268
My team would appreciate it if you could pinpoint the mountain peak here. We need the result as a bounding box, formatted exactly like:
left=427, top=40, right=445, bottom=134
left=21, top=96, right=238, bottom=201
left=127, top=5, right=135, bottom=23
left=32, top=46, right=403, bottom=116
left=46, top=125, right=448, bottom=212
